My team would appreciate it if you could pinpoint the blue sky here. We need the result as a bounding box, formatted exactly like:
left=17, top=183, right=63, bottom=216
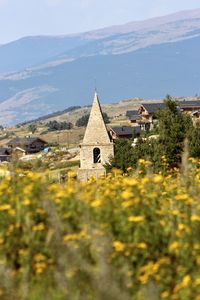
left=0, top=0, right=200, bottom=44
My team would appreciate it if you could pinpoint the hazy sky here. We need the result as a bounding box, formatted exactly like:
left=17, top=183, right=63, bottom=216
left=0, top=0, right=200, bottom=44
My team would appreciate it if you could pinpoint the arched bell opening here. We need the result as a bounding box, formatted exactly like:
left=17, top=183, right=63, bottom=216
left=93, top=147, right=101, bottom=163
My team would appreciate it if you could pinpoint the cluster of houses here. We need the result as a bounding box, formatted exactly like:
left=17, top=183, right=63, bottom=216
left=0, top=98, right=200, bottom=165
left=0, top=137, right=47, bottom=162
left=110, top=100, right=200, bottom=140
left=77, top=94, right=200, bottom=181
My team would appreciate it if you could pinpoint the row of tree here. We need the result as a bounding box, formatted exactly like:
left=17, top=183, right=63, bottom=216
left=46, top=112, right=110, bottom=131
left=27, top=112, right=110, bottom=133
left=46, top=121, right=73, bottom=131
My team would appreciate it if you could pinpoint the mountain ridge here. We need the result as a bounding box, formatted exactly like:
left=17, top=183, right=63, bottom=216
left=1, top=8, right=200, bottom=75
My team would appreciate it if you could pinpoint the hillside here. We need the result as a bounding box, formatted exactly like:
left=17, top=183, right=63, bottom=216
left=0, top=8, right=200, bottom=125
left=1, top=95, right=199, bottom=148
left=0, top=97, right=141, bottom=147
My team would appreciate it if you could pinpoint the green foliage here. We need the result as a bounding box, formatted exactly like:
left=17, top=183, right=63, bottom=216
left=46, top=120, right=73, bottom=131
left=76, top=112, right=110, bottom=127
left=76, top=114, right=89, bottom=127
left=105, top=139, right=134, bottom=172
left=28, top=124, right=37, bottom=134
left=108, top=97, right=199, bottom=171
left=189, top=122, right=200, bottom=158
left=16, top=159, right=44, bottom=171
left=155, top=96, right=193, bottom=166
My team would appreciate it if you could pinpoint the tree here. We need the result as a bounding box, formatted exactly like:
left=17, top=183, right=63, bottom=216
left=155, top=96, right=192, bottom=166
left=28, top=124, right=37, bottom=134
left=105, top=139, right=135, bottom=172
left=76, top=113, right=110, bottom=127
left=189, top=122, right=200, bottom=158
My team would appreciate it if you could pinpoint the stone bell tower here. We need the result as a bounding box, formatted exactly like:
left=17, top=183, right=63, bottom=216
left=78, top=91, right=114, bottom=181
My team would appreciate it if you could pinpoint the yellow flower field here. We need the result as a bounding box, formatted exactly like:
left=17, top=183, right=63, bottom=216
left=0, top=162, right=199, bottom=300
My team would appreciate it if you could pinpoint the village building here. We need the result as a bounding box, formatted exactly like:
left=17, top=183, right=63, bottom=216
left=109, top=126, right=141, bottom=140
left=138, top=103, right=166, bottom=128
left=7, top=137, right=47, bottom=154
left=179, top=100, right=200, bottom=117
left=0, top=148, right=12, bottom=162
left=78, top=92, right=114, bottom=181
left=126, top=110, right=141, bottom=124
left=126, top=100, right=200, bottom=130
left=138, top=100, right=200, bottom=122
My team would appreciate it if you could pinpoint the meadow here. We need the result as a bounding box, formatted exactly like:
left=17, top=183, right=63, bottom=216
left=0, top=159, right=199, bottom=300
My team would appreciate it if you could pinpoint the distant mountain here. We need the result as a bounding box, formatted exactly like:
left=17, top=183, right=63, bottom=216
left=0, top=36, right=89, bottom=74
left=0, top=8, right=200, bottom=125
left=1, top=8, right=200, bottom=75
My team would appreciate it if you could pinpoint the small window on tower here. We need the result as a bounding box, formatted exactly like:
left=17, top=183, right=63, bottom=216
left=93, top=147, right=101, bottom=163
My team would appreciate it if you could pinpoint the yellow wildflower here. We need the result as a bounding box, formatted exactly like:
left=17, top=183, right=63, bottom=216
left=153, top=174, right=163, bottom=183
left=161, top=291, right=170, bottom=298
left=193, top=244, right=200, bottom=250
left=113, top=241, right=125, bottom=252
left=36, top=208, right=45, bottom=215
left=127, top=270, right=133, bottom=276
left=135, top=243, right=147, bottom=249
left=172, top=210, right=179, bottom=216
left=138, top=273, right=149, bottom=284
left=34, top=262, right=47, bottom=274
left=23, top=198, right=31, bottom=206
left=194, top=278, right=200, bottom=286
left=138, top=159, right=151, bottom=167
left=19, top=249, right=29, bottom=256
left=128, top=215, right=145, bottom=223
left=0, top=204, right=11, bottom=211
left=169, top=241, right=179, bottom=252
left=181, top=275, right=191, bottom=288
left=160, top=220, right=166, bottom=227
left=32, top=223, right=45, bottom=232
left=68, top=171, right=77, bottom=178
left=8, top=209, right=16, bottom=216
left=196, top=256, right=200, bottom=265
left=158, top=257, right=170, bottom=265
left=6, top=224, right=15, bottom=235
left=175, top=193, right=193, bottom=203
left=121, top=190, right=133, bottom=200
left=121, top=200, right=134, bottom=208
left=178, top=223, right=187, bottom=231
left=63, top=233, right=82, bottom=242
left=91, top=199, right=103, bottom=208
left=34, top=253, right=46, bottom=262
left=123, top=178, right=138, bottom=186
left=191, top=215, right=200, bottom=222
left=65, top=269, right=76, bottom=279
left=127, top=167, right=133, bottom=172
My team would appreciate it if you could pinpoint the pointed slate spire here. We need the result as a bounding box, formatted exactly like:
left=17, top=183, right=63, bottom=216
left=83, top=92, right=111, bottom=144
